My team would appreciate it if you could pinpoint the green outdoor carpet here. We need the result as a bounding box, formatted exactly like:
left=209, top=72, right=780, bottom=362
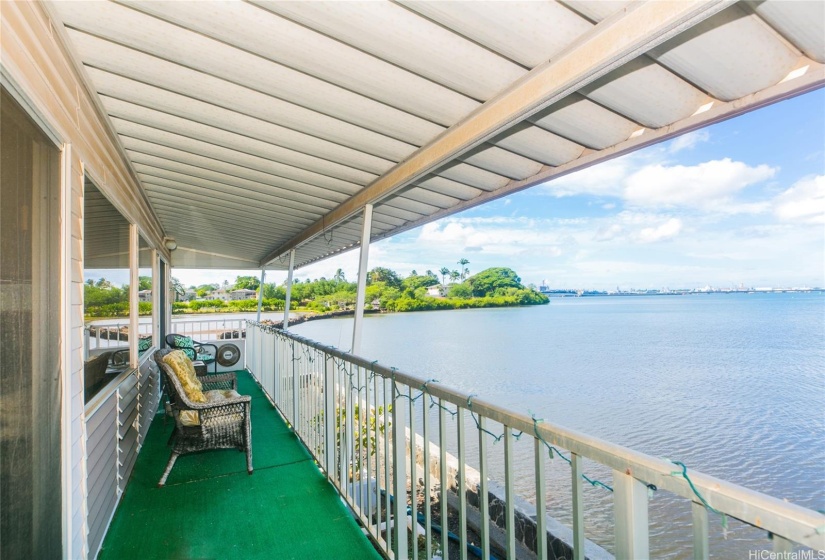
left=99, top=370, right=382, bottom=560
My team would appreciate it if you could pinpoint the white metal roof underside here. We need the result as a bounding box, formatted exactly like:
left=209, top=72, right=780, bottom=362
left=50, top=0, right=824, bottom=270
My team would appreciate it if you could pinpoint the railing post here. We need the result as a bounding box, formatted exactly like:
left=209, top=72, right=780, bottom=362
left=457, top=407, right=467, bottom=557
left=256, top=325, right=261, bottom=378
left=291, top=341, right=299, bottom=426
left=571, top=453, right=585, bottom=560
left=391, top=377, right=408, bottom=560
left=613, top=470, right=650, bottom=560
left=691, top=501, right=709, bottom=560
left=478, top=416, right=490, bottom=560
left=275, top=331, right=280, bottom=397
left=504, top=427, right=515, bottom=558
left=438, top=401, right=449, bottom=559
left=773, top=535, right=794, bottom=554
left=324, top=352, right=335, bottom=479
left=534, top=438, right=547, bottom=560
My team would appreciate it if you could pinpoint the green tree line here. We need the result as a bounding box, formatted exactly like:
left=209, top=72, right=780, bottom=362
left=86, top=265, right=548, bottom=318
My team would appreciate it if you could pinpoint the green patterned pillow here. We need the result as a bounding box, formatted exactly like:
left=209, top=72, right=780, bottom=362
left=173, top=335, right=196, bottom=360
left=174, top=335, right=194, bottom=348
left=137, top=337, right=151, bottom=353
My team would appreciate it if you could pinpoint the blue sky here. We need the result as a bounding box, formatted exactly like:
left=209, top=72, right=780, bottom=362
left=174, top=89, right=824, bottom=291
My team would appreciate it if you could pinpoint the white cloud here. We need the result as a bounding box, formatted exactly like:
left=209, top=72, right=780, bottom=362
left=593, top=223, right=623, bottom=242
left=667, top=130, right=710, bottom=153
left=634, top=218, right=683, bottom=243
left=773, top=175, right=825, bottom=224
left=592, top=212, right=683, bottom=244
left=418, top=219, right=565, bottom=257
left=539, top=153, right=776, bottom=215
left=623, top=158, right=776, bottom=211
left=539, top=156, right=632, bottom=197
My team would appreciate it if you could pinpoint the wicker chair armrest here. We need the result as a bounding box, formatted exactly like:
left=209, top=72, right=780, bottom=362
left=199, top=373, right=237, bottom=390
left=184, top=394, right=251, bottom=411
left=197, top=397, right=251, bottom=424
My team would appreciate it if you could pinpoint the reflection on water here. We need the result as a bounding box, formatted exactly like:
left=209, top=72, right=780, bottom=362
left=293, top=293, right=825, bottom=558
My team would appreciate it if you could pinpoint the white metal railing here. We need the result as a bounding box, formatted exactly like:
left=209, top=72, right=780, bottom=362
left=85, top=318, right=245, bottom=360
left=244, top=320, right=824, bottom=560
left=169, top=318, right=245, bottom=341
left=84, top=322, right=152, bottom=354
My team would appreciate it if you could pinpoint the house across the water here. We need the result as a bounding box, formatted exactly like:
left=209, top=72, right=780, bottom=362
left=230, top=288, right=258, bottom=301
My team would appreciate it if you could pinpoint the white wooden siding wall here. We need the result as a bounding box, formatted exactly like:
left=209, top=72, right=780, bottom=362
left=117, top=375, right=140, bottom=493
left=84, top=395, right=118, bottom=558
left=138, top=358, right=161, bottom=443
left=70, top=151, right=87, bottom=560
left=1, top=3, right=168, bottom=558
left=84, top=356, right=160, bottom=559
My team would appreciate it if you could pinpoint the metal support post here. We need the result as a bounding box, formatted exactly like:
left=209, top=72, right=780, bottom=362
left=613, top=469, right=650, bottom=560
left=283, top=250, right=295, bottom=329
left=129, top=224, right=139, bottom=368
left=151, top=249, right=159, bottom=348
left=164, top=259, right=172, bottom=339
left=351, top=204, right=373, bottom=355
left=256, top=268, right=266, bottom=322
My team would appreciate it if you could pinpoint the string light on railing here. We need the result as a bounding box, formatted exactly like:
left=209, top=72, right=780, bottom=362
left=667, top=459, right=728, bottom=537
left=530, top=413, right=613, bottom=492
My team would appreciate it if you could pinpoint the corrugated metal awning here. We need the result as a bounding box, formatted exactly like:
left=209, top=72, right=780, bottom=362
left=49, top=0, right=824, bottom=269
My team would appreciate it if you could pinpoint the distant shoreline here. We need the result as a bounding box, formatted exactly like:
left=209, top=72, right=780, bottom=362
left=540, top=288, right=824, bottom=297
left=85, top=290, right=822, bottom=324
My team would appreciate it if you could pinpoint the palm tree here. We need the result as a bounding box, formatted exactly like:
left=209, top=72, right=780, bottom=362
left=440, top=267, right=450, bottom=285
left=450, top=270, right=460, bottom=283
left=334, top=268, right=346, bottom=283
left=458, top=258, right=470, bottom=280
left=170, top=276, right=185, bottom=299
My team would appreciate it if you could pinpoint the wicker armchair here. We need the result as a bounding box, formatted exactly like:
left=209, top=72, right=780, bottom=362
left=165, top=334, right=218, bottom=373
left=153, top=349, right=252, bottom=486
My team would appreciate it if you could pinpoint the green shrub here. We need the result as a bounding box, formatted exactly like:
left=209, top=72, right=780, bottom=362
left=188, top=299, right=226, bottom=311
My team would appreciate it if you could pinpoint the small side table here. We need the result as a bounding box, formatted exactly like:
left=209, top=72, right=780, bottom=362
left=192, top=360, right=207, bottom=377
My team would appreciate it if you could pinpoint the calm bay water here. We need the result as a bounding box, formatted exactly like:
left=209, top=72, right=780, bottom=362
left=292, top=293, right=825, bottom=558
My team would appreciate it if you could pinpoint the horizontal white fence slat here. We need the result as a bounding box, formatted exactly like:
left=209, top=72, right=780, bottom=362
left=169, top=319, right=245, bottom=341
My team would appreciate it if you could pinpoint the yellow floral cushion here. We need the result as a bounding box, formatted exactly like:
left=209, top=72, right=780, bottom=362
left=179, top=410, right=200, bottom=427
left=162, top=350, right=206, bottom=403
left=177, top=390, right=241, bottom=427
left=205, top=389, right=241, bottom=401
